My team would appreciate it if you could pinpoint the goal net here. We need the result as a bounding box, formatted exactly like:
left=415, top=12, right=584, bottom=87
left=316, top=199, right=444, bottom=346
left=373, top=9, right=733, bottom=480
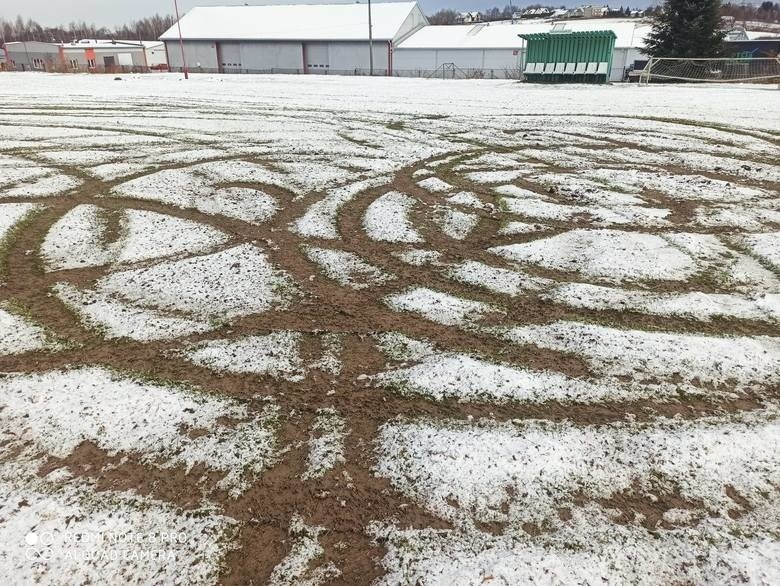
left=640, top=57, right=780, bottom=84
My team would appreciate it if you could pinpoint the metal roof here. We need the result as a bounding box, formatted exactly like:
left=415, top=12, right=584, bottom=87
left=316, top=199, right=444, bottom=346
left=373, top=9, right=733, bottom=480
left=397, top=19, right=649, bottom=50
left=159, top=2, right=421, bottom=42
left=519, top=30, right=618, bottom=40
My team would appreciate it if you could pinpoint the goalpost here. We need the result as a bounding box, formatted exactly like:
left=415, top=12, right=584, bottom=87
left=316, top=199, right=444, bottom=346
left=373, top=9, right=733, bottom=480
left=640, top=57, right=780, bottom=85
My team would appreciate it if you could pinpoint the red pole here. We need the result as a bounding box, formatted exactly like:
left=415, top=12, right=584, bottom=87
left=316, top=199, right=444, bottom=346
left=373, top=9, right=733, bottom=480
left=173, top=0, right=188, bottom=79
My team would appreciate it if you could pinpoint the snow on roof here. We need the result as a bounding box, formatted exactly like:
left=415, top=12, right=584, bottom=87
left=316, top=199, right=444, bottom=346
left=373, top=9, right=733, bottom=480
left=61, top=39, right=164, bottom=50
left=398, top=19, right=650, bottom=50
left=745, top=30, right=780, bottom=40
left=160, top=2, right=420, bottom=42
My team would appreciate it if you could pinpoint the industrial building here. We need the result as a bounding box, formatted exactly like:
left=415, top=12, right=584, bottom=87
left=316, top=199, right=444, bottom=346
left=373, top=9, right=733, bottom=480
left=393, top=18, right=649, bottom=81
left=60, top=40, right=168, bottom=71
left=2, top=39, right=167, bottom=72
left=3, top=41, right=63, bottom=72
left=158, top=1, right=647, bottom=81
left=159, top=2, right=428, bottom=75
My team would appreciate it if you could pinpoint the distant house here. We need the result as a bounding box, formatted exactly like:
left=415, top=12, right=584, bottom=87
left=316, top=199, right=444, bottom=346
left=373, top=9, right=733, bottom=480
left=580, top=5, right=610, bottom=19
left=457, top=12, right=482, bottom=24
left=521, top=8, right=555, bottom=19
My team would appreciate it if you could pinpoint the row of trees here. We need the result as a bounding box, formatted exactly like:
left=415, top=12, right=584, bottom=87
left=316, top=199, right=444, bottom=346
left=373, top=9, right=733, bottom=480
left=722, top=2, right=780, bottom=23
left=645, top=0, right=726, bottom=57
left=0, top=14, right=176, bottom=43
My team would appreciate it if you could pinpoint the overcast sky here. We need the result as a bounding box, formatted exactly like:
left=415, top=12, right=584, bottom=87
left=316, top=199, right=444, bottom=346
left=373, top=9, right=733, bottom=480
left=1, top=0, right=652, bottom=28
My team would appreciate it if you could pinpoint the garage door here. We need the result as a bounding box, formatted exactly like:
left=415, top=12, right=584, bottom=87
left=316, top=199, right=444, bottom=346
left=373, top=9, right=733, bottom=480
left=218, top=42, right=242, bottom=73
left=304, top=43, right=329, bottom=74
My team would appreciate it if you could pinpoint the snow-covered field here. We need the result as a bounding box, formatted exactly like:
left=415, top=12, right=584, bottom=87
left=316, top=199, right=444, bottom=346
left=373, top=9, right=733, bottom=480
left=0, top=72, right=778, bottom=585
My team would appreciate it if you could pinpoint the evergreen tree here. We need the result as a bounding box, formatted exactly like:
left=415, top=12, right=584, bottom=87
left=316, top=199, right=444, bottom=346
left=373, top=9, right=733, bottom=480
left=644, top=0, right=726, bottom=57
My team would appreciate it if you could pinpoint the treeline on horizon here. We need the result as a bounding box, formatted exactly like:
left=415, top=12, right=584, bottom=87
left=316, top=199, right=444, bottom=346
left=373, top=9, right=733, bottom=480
left=0, top=14, right=176, bottom=43
left=1, top=2, right=779, bottom=43
left=428, top=2, right=780, bottom=25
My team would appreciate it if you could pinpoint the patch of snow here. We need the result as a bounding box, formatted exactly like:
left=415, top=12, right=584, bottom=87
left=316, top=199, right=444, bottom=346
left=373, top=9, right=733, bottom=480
left=372, top=352, right=676, bottom=404
left=41, top=204, right=113, bottom=270
left=268, top=514, right=340, bottom=586
left=446, top=191, right=488, bottom=209
left=302, top=246, right=393, bottom=289
left=96, top=244, right=297, bottom=321
left=376, top=407, right=779, bottom=528
left=498, top=220, right=550, bottom=235
left=86, top=161, right=153, bottom=181
left=417, top=177, right=453, bottom=192
left=0, top=456, right=234, bottom=585
left=184, top=332, right=305, bottom=381
left=309, top=332, right=342, bottom=376
left=433, top=207, right=479, bottom=240
left=370, top=502, right=780, bottom=586
left=42, top=205, right=229, bottom=271
left=373, top=331, right=438, bottom=362
left=0, top=303, right=57, bottom=355
left=385, top=287, right=501, bottom=327
left=740, top=232, right=780, bottom=271
left=391, top=248, right=442, bottom=266
left=584, top=169, right=768, bottom=203
left=545, top=282, right=780, bottom=323
left=112, top=163, right=280, bottom=224
left=54, top=283, right=212, bottom=341
left=292, top=175, right=391, bottom=239
left=448, top=261, right=550, bottom=296
left=466, top=170, right=527, bottom=184
left=1, top=172, right=80, bottom=198
left=500, top=320, right=780, bottom=389
left=0, top=367, right=280, bottom=495
left=117, top=209, right=230, bottom=264
left=363, top=191, right=423, bottom=243
left=302, top=408, right=347, bottom=480
left=490, top=229, right=698, bottom=283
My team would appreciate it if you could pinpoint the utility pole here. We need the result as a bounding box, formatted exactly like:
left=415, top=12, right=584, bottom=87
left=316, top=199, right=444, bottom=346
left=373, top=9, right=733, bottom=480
left=173, top=0, right=189, bottom=79
left=368, top=0, right=374, bottom=76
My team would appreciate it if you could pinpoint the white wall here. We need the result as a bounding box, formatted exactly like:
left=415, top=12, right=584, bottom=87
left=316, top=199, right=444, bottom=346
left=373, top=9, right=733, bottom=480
left=145, top=45, right=168, bottom=67
left=241, top=42, right=302, bottom=71
left=394, top=47, right=522, bottom=77
left=328, top=41, right=389, bottom=74
left=167, top=40, right=219, bottom=70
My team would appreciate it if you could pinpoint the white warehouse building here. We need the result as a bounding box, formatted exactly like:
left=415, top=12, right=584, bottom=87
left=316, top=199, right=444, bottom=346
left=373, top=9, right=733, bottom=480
left=393, top=18, right=651, bottom=81
left=160, top=2, right=427, bottom=75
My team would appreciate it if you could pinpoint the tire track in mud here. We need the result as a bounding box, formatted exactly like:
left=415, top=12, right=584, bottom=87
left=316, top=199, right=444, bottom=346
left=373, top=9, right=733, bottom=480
left=2, top=112, right=779, bottom=583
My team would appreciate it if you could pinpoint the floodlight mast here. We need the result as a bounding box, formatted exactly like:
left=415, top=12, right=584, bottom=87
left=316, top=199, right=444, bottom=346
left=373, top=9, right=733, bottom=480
left=368, top=0, right=374, bottom=76
left=174, top=0, right=189, bottom=79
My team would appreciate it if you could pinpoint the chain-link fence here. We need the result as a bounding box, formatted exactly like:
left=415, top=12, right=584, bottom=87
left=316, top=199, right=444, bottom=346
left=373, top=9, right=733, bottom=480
left=3, top=63, right=523, bottom=79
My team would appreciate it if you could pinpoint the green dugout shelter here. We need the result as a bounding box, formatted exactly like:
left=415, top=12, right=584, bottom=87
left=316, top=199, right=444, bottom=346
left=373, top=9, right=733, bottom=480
left=519, top=30, right=617, bottom=83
